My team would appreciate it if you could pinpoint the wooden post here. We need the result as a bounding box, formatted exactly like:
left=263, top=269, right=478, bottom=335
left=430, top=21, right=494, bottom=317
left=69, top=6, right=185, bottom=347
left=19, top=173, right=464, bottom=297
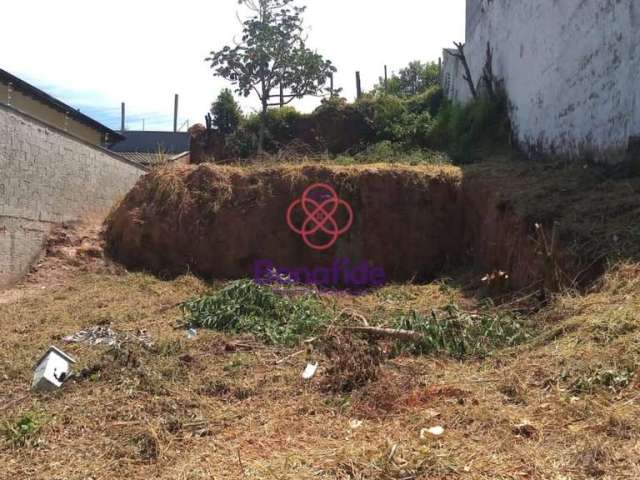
left=280, top=84, right=284, bottom=108
left=173, top=94, right=179, bottom=132
left=356, top=71, right=362, bottom=99
left=384, top=65, right=388, bottom=92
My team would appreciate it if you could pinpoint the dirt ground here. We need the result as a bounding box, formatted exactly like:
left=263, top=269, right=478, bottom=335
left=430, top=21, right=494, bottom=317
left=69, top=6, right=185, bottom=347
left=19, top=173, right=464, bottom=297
left=2, top=161, right=640, bottom=479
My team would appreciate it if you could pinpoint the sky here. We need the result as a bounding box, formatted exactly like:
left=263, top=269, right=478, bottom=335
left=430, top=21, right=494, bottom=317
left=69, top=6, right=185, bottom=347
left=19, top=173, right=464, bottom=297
left=0, top=0, right=465, bottom=132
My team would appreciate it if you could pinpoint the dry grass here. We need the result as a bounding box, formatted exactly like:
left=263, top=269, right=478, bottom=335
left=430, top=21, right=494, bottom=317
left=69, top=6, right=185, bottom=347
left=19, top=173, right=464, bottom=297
left=1, top=258, right=640, bottom=479
left=3, top=160, right=640, bottom=479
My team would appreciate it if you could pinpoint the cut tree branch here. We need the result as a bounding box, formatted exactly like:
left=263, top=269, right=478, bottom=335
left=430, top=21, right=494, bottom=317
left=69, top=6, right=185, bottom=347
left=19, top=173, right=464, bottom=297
left=452, top=41, right=477, bottom=99
left=343, top=326, right=423, bottom=343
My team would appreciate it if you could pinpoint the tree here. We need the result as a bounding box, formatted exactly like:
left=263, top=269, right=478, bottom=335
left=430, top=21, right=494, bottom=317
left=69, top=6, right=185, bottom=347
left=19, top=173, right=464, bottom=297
left=206, top=0, right=336, bottom=153
left=373, top=61, right=441, bottom=97
left=211, top=89, right=243, bottom=135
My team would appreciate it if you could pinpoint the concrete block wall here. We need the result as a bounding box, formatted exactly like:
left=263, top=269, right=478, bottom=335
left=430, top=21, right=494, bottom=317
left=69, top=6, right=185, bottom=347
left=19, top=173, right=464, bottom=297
left=0, top=104, right=145, bottom=286
left=445, top=0, right=640, bottom=162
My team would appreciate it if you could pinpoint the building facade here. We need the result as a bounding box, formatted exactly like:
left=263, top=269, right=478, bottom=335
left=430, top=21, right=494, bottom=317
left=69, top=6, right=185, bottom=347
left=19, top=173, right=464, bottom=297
left=442, top=0, right=639, bottom=162
left=0, top=68, right=123, bottom=146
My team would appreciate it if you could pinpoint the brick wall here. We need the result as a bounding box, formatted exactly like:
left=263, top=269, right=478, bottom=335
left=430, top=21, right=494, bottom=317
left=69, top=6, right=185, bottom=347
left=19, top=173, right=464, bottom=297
left=0, top=103, right=146, bottom=286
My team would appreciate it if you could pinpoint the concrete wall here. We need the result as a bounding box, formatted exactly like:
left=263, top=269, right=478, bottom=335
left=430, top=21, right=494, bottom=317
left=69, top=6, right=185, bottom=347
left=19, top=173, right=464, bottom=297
left=445, top=0, right=639, bottom=161
left=442, top=49, right=465, bottom=104
left=0, top=103, right=145, bottom=286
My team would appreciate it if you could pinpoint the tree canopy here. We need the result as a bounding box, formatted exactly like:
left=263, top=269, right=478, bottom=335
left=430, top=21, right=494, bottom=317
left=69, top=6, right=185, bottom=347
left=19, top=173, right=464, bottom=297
left=373, top=61, right=441, bottom=97
left=211, top=89, right=243, bottom=136
left=206, top=0, right=336, bottom=151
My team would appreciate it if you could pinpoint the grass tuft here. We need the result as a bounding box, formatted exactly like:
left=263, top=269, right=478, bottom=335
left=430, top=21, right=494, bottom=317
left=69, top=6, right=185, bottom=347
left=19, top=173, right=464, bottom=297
left=2, top=413, right=43, bottom=448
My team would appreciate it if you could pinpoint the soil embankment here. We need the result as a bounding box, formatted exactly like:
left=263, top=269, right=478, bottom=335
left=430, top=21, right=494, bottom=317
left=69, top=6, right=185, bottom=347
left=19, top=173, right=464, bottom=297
left=105, top=162, right=617, bottom=290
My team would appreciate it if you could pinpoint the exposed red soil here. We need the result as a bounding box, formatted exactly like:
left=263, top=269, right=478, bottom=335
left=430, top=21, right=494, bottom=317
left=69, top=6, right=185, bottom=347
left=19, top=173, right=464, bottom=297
left=0, top=221, right=123, bottom=305
left=104, top=162, right=592, bottom=291
left=105, top=164, right=466, bottom=285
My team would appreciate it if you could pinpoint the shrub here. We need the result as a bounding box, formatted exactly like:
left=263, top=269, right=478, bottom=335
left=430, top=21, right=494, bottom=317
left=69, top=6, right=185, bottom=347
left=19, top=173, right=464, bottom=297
left=392, top=302, right=533, bottom=359
left=225, top=128, right=258, bottom=159
left=406, top=85, right=444, bottom=118
left=427, top=90, right=512, bottom=164
left=313, top=96, right=374, bottom=154
left=356, top=95, right=406, bottom=142
left=243, top=107, right=305, bottom=153
left=180, top=280, right=330, bottom=346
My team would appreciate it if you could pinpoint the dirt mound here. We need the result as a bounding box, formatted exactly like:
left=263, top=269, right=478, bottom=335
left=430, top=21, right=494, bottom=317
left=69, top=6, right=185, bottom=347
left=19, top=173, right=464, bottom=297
left=105, top=163, right=467, bottom=285
left=107, top=162, right=610, bottom=290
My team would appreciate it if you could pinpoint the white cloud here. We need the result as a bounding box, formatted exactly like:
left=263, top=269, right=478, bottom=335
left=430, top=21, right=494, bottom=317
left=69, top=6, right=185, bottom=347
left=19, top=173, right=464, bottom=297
left=0, top=0, right=465, bottom=131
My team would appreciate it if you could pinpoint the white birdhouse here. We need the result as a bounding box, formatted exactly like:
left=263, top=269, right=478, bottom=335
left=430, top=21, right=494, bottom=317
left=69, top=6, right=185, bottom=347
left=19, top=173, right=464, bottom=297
left=32, top=346, right=76, bottom=391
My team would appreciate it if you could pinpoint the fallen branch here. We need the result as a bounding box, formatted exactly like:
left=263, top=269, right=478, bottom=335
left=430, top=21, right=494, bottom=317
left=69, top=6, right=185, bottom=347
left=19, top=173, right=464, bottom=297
left=275, top=349, right=305, bottom=364
left=343, top=326, right=423, bottom=343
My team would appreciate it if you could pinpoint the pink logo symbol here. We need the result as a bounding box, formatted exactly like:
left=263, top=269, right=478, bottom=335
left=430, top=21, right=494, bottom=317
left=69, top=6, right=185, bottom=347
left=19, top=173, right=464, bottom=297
left=286, top=183, right=354, bottom=251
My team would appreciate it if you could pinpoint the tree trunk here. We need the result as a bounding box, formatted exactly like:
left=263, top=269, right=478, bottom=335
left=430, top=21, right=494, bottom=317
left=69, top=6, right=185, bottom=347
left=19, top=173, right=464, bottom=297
left=258, top=98, right=267, bottom=155
left=258, top=75, right=268, bottom=155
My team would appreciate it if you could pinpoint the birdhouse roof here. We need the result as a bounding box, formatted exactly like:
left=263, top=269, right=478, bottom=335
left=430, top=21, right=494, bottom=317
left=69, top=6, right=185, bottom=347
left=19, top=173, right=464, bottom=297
left=34, top=346, right=77, bottom=370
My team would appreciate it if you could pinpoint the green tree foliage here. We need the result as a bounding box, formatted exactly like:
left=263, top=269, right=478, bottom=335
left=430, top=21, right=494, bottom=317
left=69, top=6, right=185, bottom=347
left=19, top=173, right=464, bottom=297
left=210, top=89, right=243, bottom=135
left=206, top=0, right=336, bottom=152
left=374, top=61, right=441, bottom=97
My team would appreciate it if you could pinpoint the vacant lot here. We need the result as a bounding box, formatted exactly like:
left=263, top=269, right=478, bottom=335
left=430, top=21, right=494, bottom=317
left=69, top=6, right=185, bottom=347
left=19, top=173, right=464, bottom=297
left=2, top=160, right=640, bottom=479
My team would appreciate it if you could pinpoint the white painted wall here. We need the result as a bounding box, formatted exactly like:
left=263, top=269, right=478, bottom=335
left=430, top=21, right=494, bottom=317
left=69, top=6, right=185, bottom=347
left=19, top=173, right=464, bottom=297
left=444, top=0, right=639, bottom=161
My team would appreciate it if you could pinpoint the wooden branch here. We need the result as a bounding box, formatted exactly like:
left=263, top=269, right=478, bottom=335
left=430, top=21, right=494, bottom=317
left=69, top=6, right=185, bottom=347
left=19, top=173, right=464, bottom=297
left=453, top=41, right=477, bottom=99
left=343, top=326, right=423, bottom=343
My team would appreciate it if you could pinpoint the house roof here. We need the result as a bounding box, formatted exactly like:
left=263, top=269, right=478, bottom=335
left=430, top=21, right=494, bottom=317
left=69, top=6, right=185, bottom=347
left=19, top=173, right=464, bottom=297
left=0, top=68, right=125, bottom=142
left=110, top=130, right=190, bottom=154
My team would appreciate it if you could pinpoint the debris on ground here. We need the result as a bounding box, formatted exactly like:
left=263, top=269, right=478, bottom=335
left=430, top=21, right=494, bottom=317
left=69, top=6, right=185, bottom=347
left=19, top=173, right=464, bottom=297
left=349, top=419, right=364, bottom=430
left=185, top=328, right=197, bottom=339
left=63, top=326, right=153, bottom=348
left=318, top=330, right=382, bottom=392
left=302, top=362, right=318, bottom=380
left=512, top=420, right=538, bottom=439
left=32, top=346, right=76, bottom=391
left=343, top=325, right=423, bottom=342
left=420, top=426, right=445, bottom=442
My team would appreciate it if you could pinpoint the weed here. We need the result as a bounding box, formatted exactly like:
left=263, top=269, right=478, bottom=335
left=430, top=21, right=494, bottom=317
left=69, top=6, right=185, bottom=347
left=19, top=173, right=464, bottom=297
left=569, top=366, right=635, bottom=394
left=392, top=303, right=534, bottom=359
left=180, top=280, right=330, bottom=346
left=199, top=379, right=232, bottom=397
left=428, top=90, right=512, bottom=164
left=2, top=413, right=42, bottom=448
